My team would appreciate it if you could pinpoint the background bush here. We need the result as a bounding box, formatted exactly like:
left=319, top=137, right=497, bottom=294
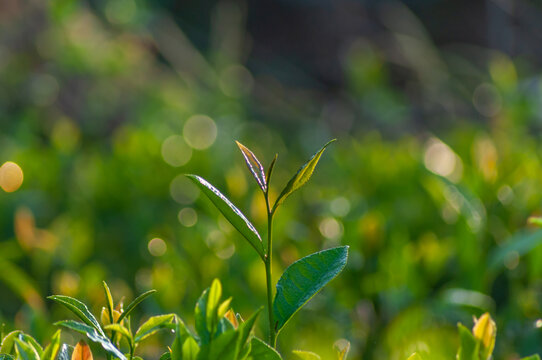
left=1, top=1, right=541, bottom=359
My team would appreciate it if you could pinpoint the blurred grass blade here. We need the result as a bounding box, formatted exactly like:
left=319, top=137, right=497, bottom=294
left=118, top=289, right=156, bottom=323
left=407, top=353, right=423, bottom=360
left=249, top=338, right=282, bottom=360
left=55, top=320, right=126, bottom=360
left=71, top=340, right=93, bottom=360
left=102, top=282, right=115, bottom=324
left=528, top=217, right=542, bottom=227
left=236, top=141, right=267, bottom=192
left=488, top=229, right=542, bottom=271
left=521, top=356, right=541, bottom=360
left=14, top=339, right=39, bottom=360
left=273, top=139, right=335, bottom=211
left=41, top=330, right=61, bottom=360
left=186, top=175, right=265, bottom=259
left=292, top=350, right=321, bottom=360
left=273, top=246, right=348, bottom=333
left=47, top=296, right=102, bottom=334
left=134, top=314, right=175, bottom=343
left=0, top=355, right=15, bottom=360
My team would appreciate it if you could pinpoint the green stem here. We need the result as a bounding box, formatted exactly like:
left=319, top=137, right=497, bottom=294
left=265, top=194, right=277, bottom=347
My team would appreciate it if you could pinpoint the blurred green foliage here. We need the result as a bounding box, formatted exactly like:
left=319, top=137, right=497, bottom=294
left=1, top=0, right=542, bottom=359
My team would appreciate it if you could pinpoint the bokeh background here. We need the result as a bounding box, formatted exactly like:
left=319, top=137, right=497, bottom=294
left=1, top=0, right=542, bottom=358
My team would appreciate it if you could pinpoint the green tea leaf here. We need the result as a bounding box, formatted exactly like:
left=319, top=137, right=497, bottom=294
left=248, top=338, right=282, bottom=360
left=47, top=295, right=103, bottom=334
left=0, top=330, right=22, bottom=354
left=55, top=320, right=126, bottom=360
left=206, top=279, right=222, bottom=334
left=42, top=330, right=61, bottom=360
left=292, top=350, right=321, bottom=360
left=195, top=287, right=211, bottom=344
left=19, top=334, right=43, bottom=358
left=273, top=139, right=335, bottom=211
left=102, top=281, right=115, bottom=324
left=14, top=339, right=39, bottom=360
left=171, top=316, right=197, bottom=360
left=57, top=344, right=71, bottom=360
left=187, top=175, right=265, bottom=259
left=160, top=352, right=172, bottom=360
left=266, top=154, right=278, bottom=189
left=182, top=337, right=199, bottom=360
left=273, top=246, right=348, bottom=333
left=134, top=314, right=175, bottom=343
left=457, top=323, right=480, bottom=360
left=236, top=141, right=267, bottom=192
left=103, top=324, right=132, bottom=342
left=118, top=289, right=156, bottom=323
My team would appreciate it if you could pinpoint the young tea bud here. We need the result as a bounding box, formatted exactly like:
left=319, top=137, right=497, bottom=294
left=472, top=312, right=496, bottom=360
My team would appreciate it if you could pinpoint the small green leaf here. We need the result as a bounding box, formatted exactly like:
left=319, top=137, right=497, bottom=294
left=182, top=337, right=199, bottom=360
left=273, top=139, right=335, bottom=211
left=47, top=295, right=103, bottom=334
left=134, top=314, right=175, bottom=343
left=195, top=288, right=211, bottom=344
left=55, top=320, right=126, bottom=360
left=457, top=323, right=480, bottom=360
left=170, top=316, right=196, bottom=360
left=292, top=350, right=321, bottom=360
left=118, top=289, right=156, bottom=323
left=236, top=141, right=267, bottom=192
left=14, top=338, right=39, bottom=360
left=206, top=279, right=222, bottom=333
left=266, top=154, right=278, bottom=189
left=102, top=282, right=115, bottom=324
left=103, top=324, right=132, bottom=342
left=521, top=355, right=541, bottom=360
left=0, top=330, right=22, bottom=354
left=248, top=338, right=282, bottom=360
left=19, top=334, right=43, bottom=358
left=187, top=175, right=265, bottom=259
left=273, top=246, right=348, bottom=333
left=42, top=330, right=61, bottom=360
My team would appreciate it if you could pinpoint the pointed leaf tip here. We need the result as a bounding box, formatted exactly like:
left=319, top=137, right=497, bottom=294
left=236, top=141, right=267, bottom=192
left=274, top=139, right=336, bottom=211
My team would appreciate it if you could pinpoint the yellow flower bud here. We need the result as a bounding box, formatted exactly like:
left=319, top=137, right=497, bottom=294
left=472, top=312, right=496, bottom=360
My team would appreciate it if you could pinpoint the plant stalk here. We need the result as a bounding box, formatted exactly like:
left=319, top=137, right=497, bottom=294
left=265, top=194, right=277, bottom=347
